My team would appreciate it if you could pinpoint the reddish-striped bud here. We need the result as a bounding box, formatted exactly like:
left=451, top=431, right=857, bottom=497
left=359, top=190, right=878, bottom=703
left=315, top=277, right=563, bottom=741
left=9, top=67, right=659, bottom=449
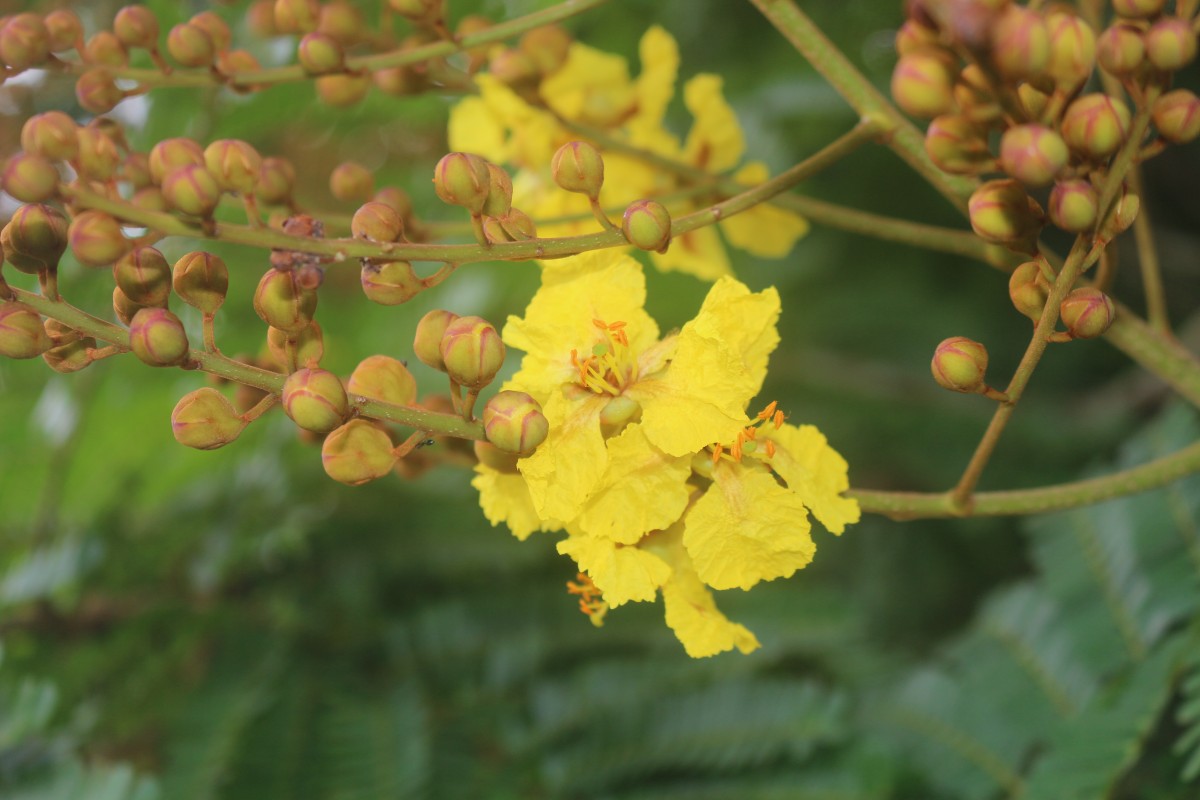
left=128, top=307, right=189, bottom=366
left=931, top=337, right=989, bottom=393
left=322, top=420, right=397, bottom=485
left=1060, top=288, right=1115, bottom=339
left=347, top=354, right=417, bottom=406
left=282, top=368, right=348, bottom=433
left=483, top=390, right=548, bottom=456
left=171, top=388, right=247, bottom=450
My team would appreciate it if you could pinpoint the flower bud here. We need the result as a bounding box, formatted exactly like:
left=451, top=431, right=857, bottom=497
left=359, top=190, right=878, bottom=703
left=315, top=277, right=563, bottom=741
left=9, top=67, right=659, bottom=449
left=953, top=64, right=1002, bottom=124
left=622, top=199, right=672, bottom=252
left=43, top=9, right=82, bottom=52
left=968, top=179, right=1040, bottom=243
left=322, top=420, right=397, bottom=485
left=361, top=261, right=422, bottom=305
left=2, top=154, right=58, bottom=203
left=113, top=5, right=160, bottom=49
left=1061, top=93, right=1131, bottom=159
left=0, top=13, right=51, bottom=69
left=75, top=126, right=121, bottom=181
left=189, top=12, right=231, bottom=52
left=282, top=367, right=348, bottom=433
left=990, top=6, right=1050, bottom=80
left=113, top=246, right=171, bottom=307
left=923, top=115, right=992, bottom=174
left=256, top=157, right=296, bottom=205
left=389, top=0, right=443, bottom=24
left=1145, top=18, right=1197, bottom=71
left=68, top=210, right=127, bottom=267
left=1060, top=288, right=1115, bottom=339
left=519, top=24, right=572, bottom=75
left=161, top=165, right=222, bottom=217
left=129, top=307, right=189, bottom=366
left=204, top=139, right=262, bottom=194
left=488, top=48, right=539, bottom=86
left=171, top=388, right=247, bottom=450
left=132, top=186, right=168, bottom=213
left=318, top=1, right=365, bottom=45
left=1152, top=89, right=1200, bottom=144
left=482, top=209, right=537, bottom=243
left=253, top=268, right=317, bottom=334
left=1097, top=23, right=1145, bottom=76
left=0, top=302, right=52, bottom=359
left=474, top=440, right=519, bottom=473
left=433, top=152, right=491, bottom=214
left=890, top=50, right=957, bottom=119
left=895, top=19, right=939, bottom=55
left=85, top=31, right=129, bottom=67
left=267, top=321, right=324, bottom=368
left=482, top=163, right=513, bottom=217
left=456, top=15, right=493, bottom=72
left=1008, top=261, right=1050, bottom=321
left=75, top=68, right=123, bottom=115
left=149, top=137, right=205, bottom=184
left=551, top=141, right=605, bottom=200
left=1112, top=0, right=1165, bottom=17
left=998, top=124, right=1068, bottom=187
left=5, top=203, right=69, bottom=274
left=413, top=309, right=459, bottom=371
left=21, top=112, right=78, bottom=162
left=372, top=187, right=414, bottom=221
left=166, top=22, right=214, bottom=67
left=112, top=287, right=148, bottom=326
left=298, top=32, right=344, bottom=74
left=42, top=320, right=95, bottom=373
left=483, top=391, right=548, bottom=455
left=440, top=315, right=505, bottom=390
left=217, top=49, right=261, bottom=80
left=931, top=336, right=989, bottom=393
left=351, top=202, right=403, bottom=242
left=373, top=65, right=422, bottom=96
left=1047, top=179, right=1099, bottom=233
left=347, top=354, right=417, bottom=406
left=275, top=0, right=321, bottom=33
left=315, top=73, right=370, bottom=107
left=330, top=161, right=374, bottom=203
left=1045, top=12, right=1095, bottom=90
left=1099, top=183, right=1140, bottom=240
left=247, top=0, right=279, bottom=36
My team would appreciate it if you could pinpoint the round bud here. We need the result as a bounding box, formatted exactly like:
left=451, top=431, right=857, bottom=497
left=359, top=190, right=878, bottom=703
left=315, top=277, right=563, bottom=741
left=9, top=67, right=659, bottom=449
left=275, top=0, right=321, bottom=34
left=6, top=203, right=69, bottom=273
left=203, top=139, right=262, bottom=194
left=166, top=23, right=214, bottom=67
left=315, top=73, right=370, bottom=107
left=474, top=440, right=519, bottom=473
left=322, top=420, right=397, bottom=485
left=330, top=161, right=374, bottom=203
left=1152, top=89, right=1200, bottom=144
left=622, top=200, right=672, bottom=252
left=433, top=153, right=491, bottom=214
left=113, top=6, right=160, bottom=49
left=217, top=49, right=261, bottom=80
left=128, top=307, right=189, bottom=366
left=488, top=48, right=539, bottom=86
left=75, top=126, right=121, bottom=181
left=1099, top=183, right=1140, bottom=240
left=1112, top=0, right=1165, bottom=17
left=161, top=164, right=222, bottom=217
left=924, top=115, right=992, bottom=174
left=998, top=124, right=1068, bottom=187
left=318, top=1, right=365, bottom=45
left=1008, top=261, right=1050, bottom=321
left=482, top=163, right=513, bottom=218
left=347, top=354, right=417, bottom=406
left=891, top=51, right=956, bottom=120
left=1097, top=23, right=1145, bottom=76
left=256, top=157, right=296, bottom=205
left=371, top=187, right=414, bottom=221
left=990, top=6, right=1050, bottom=80
left=1144, top=18, right=1197, bottom=71
left=373, top=65, right=421, bottom=96
left=42, top=321, right=96, bottom=374
left=413, top=309, right=459, bottom=371
left=114, top=246, right=171, bottom=307
left=149, top=137, right=205, bottom=184
left=550, top=141, right=605, bottom=200
left=1061, top=93, right=1131, bottom=159
left=931, top=336, right=989, bottom=393
left=519, top=24, right=572, bottom=75
left=68, top=210, right=127, bottom=267
left=351, top=202, right=403, bottom=242
left=482, top=209, right=537, bottom=244
left=298, top=32, right=344, bottom=74
left=75, top=68, right=123, bottom=115
left=440, top=315, right=505, bottom=390
left=1060, top=288, right=1116, bottom=339
left=253, top=268, right=317, bottom=334
left=112, top=287, right=148, bottom=326
left=2, top=153, right=59, bottom=203
left=171, top=388, right=247, bottom=450
left=389, top=0, right=442, bottom=24
left=189, top=12, right=231, bottom=52
left=361, top=261, right=422, bottom=305
left=1048, top=179, right=1099, bottom=233
left=131, top=187, right=168, bottom=213
left=456, top=15, right=493, bottom=71
left=968, top=179, right=1040, bottom=243
left=895, top=19, right=939, bottom=56
left=43, top=9, right=83, bottom=52
left=482, top=390, right=548, bottom=456
left=0, top=302, right=52, bottom=359
left=85, top=31, right=129, bottom=67
left=267, top=321, right=324, bottom=368
left=282, top=368, right=348, bottom=433
left=1045, top=12, right=1095, bottom=90
left=21, top=112, right=78, bottom=162
left=0, top=13, right=51, bottom=69
left=247, top=0, right=279, bottom=37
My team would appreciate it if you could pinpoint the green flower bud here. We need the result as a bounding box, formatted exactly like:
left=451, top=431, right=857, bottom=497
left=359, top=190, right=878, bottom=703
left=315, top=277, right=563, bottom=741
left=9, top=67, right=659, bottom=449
left=1144, top=18, right=1197, bottom=72
left=1060, top=288, right=1116, bottom=339
left=388, top=0, right=443, bottom=24
left=998, top=124, right=1068, bottom=187
left=1047, top=179, right=1099, bottom=233
left=68, top=210, right=127, bottom=267
left=931, top=336, right=989, bottom=393
left=890, top=51, right=956, bottom=120
left=1045, top=12, right=1095, bottom=90
left=21, top=112, right=78, bottom=162
left=1112, top=0, right=1165, bottom=18
left=85, top=31, right=129, bottom=67
left=298, top=31, right=344, bottom=75
left=43, top=9, right=82, bottom=53
left=895, top=19, right=939, bottom=56
left=551, top=141, right=605, bottom=200
left=1008, top=261, right=1051, bottom=321
left=256, top=157, right=296, bottom=205
left=622, top=199, right=672, bottom=252
left=275, top=0, right=321, bottom=34
left=1099, top=183, right=1140, bottom=240
left=440, top=315, right=505, bottom=390
left=1061, top=93, right=1131, bottom=159
left=482, top=209, right=537, bottom=244
left=112, top=286, right=148, bottom=326
left=373, top=65, right=422, bottom=96
left=74, top=131, right=120, bottom=185
left=318, top=1, right=365, bottom=45
left=322, top=419, right=397, bottom=485
left=0, top=302, right=52, bottom=359
left=149, top=137, right=204, bottom=184
left=0, top=13, right=51, bottom=69
left=488, top=48, right=539, bottom=86
left=253, top=268, right=317, bottom=334
left=413, top=309, right=459, bottom=371
left=131, top=186, right=167, bottom=213
left=474, top=440, right=519, bottom=473
left=361, top=261, right=422, bottom=305
left=216, top=49, right=261, bottom=80
left=372, top=187, right=414, bottom=221
left=189, top=12, right=231, bottom=52
left=482, top=390, right=548, bottom=456
left=203, top=139, right=262, bottom=195
left=5, top=204, right=69, bottom=274
left=1097, top=23, right=1145, bottom=76
left=968, top=179, right=1041, bottom=243
left=315, top=73, right=370, bottom=107
left=267, top=320, right=324, bottom=368
left=519, top=24, right=572, bottom=76
left=352, top=201, right=403, bottom=242
left=129, top=307, right=189, bottom=366
left=166, top=22, right=214, bottom=67
left=482, top=162, right=513, bottom=218
left=924, top=115, right=992, bottom=174
left=330, top=161, right=374, bottom=203
left=1152, top=89, right=1200, bottom=144
left=990, top=6, right=1050, bottom=80
left=282, top=367, right=348, bottom=433
left=75, top=67, right=124, bottom=115
left=162, top=164, right=222, bottom=217
left=247, top=0, right=279, bottom=36
left=171, top=387, right=247, bottom=450
left=433, top=152, right=491, bottom=214
left=42, top=320, right=96, bottom=374
left=113, top=5, right=160, bottom=49
left=456, top=15, right=493, bottom=73
left=113, top=246, right=171, bottom=307
left=347, top=354, right=417, bottom=406
left=2, top=154, right=58, bottom=204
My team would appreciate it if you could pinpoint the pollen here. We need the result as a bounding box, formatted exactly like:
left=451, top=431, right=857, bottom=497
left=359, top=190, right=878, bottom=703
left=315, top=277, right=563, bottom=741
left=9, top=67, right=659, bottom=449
left=572, top=319, right=638, bottom=396
left=566, top=572, right=608, bottom=627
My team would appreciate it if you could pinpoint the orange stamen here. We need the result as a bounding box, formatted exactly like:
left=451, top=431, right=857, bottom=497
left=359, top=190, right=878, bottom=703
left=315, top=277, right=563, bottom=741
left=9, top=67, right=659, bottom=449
left=773, top=410, right=785, bottom=429
left=764, top=440, right=776, bottom=458
left=731, top=432, right=744, bottom=461
left=711, top=443, right=724, bottom=465
left=757, top=400, right=778, bottom=421
left=743, top=426, right=757, bottom=441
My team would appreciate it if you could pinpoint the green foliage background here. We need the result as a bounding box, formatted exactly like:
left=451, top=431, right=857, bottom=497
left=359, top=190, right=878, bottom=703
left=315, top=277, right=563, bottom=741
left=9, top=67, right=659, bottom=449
left=3, top=0, right=1200, bottom=797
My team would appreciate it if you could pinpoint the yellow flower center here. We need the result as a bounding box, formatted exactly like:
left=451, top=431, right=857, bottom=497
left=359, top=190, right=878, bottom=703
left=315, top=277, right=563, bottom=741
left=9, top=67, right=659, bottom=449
left=710, top=400, right=785, bottom=465
left=569, top=319, right=640, bottom=396
left=566, top=572, right=608, bottom=627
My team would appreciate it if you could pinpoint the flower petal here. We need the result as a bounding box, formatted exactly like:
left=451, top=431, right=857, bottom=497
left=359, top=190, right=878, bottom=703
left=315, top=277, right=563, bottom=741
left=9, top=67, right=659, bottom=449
left=720, top=162, right=810, bottom=258
left=686, top=276, right=781, bottom=398
left=682, top=74, right=744, bottom=172
left=763, top=423, right=860, bottom=535
left=517, top=391, right=608, bottom=523
left=472, top=464, right=556, bottom=541
left=650, top=224, right=731, bottom=281
left=557, top=533, right=672, bottom=608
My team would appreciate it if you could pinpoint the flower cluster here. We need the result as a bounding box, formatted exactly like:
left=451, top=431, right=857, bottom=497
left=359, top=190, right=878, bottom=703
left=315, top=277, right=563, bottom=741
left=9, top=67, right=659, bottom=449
left=472, top=252, right=859, bottom=657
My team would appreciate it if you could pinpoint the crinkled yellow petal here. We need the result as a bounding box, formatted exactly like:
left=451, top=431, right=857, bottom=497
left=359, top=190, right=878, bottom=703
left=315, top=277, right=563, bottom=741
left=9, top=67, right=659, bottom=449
left=541, top=42, right=635, bottom=128
left=686, top=276, right=781, bottom=398
left=719, top=162, right=810, bottom=258
left=447, top=95, right=509, bottom=164
left=762, top=423, right=860, bottom=535
left=650, top=224, right=731, bottom=281
left=682, top=74, right=744, bottom=173
left=557, top=534, right=672, bottom=608
left=472, top=464, right=555, bottom=541
left=684, top=461, right=815, bottom=591
left=632, top=26, right=679, bottom=132
left=576, top=425, right=692, bottom=544
left=599, top=151, right=671, bottom=208
left=518, top=391, right=608, bottom=522
left=659, top=535, right=760, bottom=657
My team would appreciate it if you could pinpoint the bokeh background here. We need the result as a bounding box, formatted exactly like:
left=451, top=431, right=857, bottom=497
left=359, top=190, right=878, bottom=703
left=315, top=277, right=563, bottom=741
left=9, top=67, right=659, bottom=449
left=3, top=0, right=1200, bottom=797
